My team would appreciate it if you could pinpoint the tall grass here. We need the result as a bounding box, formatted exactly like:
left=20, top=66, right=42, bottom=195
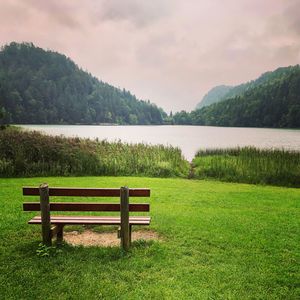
left=193, top=147, right=300, bottom=187
left=0, top=129, right=189, bottom=178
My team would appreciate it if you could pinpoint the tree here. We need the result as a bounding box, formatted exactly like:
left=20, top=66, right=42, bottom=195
left=0, top=107, right=4, bottom=122
left=129, top=114, right=138, bottom=125
left=0, top=42, right=167, bottom=125
left=174, top=65, right=300, bottom=128
left=0, top=100, right=6, bottom=129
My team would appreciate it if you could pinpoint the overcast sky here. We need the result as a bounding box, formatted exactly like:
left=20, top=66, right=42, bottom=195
left=1, top=0, right=300, bottom=113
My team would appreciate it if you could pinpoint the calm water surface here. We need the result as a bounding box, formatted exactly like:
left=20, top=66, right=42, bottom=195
left=20, top=125, right=300, bottom=161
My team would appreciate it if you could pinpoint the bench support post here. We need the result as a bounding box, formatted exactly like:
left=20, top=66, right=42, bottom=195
left=50, top=225, right=59, bottom=238
left=39, top=183, right=52, bottom=246
left=129, top=225, right=132, bottom=245
left=120, top=186, right=130, bottom=250
left=56, top=225, right=64, bottom=243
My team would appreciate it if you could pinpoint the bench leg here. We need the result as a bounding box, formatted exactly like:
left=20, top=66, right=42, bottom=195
left=56, top=225, right=64, bottom=243
left=118, top=225, right=132, bottom=244
left=120, top=186, right=130, bottom=250
left=39, top=183, right=52, bottom=246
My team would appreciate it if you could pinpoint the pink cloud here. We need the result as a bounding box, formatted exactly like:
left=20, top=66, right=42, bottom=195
left=1, top=0, right=299, bottom=112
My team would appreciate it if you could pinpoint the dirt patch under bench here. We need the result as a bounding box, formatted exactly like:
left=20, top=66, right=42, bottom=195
left=64, top=229, right=160, bottom=247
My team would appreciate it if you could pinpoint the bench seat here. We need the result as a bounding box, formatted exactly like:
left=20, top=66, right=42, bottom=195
left=28, top=215, right=151, bottom=226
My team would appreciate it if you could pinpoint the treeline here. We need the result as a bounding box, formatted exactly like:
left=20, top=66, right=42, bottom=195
left=1, top=42, right=299, bottom=128
left=0, top=42, right=166, bottom=125
left=175, top=65, right=300, bottom=128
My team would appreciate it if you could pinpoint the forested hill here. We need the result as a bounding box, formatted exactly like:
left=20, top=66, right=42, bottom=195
left=196, top=85, right=233, bottom=109
left=195, top=67, right=300, bottom=110
left=175, top=65, right=300, bottom=128
left=0, top=42, right=166, bottom=125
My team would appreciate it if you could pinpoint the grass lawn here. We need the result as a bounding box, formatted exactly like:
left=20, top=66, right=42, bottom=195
left=0, top=177, right=299, bottom=299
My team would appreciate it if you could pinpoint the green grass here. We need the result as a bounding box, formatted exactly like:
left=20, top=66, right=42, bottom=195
left=0, top=128, right=189, bottom=178
left=193, top=147, right=300, bottom=187
left=0, top=176, right=299, bottom=299
left=1, top=128, right=299, bottom=188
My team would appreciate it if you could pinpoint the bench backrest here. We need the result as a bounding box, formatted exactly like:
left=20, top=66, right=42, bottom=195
left=23, top=187, right=150, bottom=212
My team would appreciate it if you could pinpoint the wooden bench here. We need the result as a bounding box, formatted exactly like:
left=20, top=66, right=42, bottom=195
left=23, top=184, right=151, bottom=250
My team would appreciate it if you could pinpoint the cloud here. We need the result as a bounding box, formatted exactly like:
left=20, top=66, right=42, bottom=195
left=0, top=0, right=299, bottom=112
left=25, top=0, right=81, bottom=29
left=94, top=0, right=171, bottom=27
left=283, top=0, right=300, bottom=36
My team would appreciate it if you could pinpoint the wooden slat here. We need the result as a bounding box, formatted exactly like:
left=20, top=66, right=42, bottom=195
left=28, top=216, right=151, bottom=221
left=46, top=216, right=149, bottom=220
left=23, top=202, right=150, bottom=212
left=129, top=189, right=150, bottom=197
left=23, top=187, right=150, bottom=197
left=28, top=215, right=151, bottom=226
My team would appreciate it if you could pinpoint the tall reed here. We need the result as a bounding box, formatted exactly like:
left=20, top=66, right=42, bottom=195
left=193, top=147, right=300, bottom=187
left=0, top=129, right=189, bottom=178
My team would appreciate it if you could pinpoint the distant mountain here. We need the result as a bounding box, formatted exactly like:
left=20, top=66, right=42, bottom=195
left=196, top=85, right=233, bottom=109
left=0, top=42, right=166, bottom=125
left=177, top=65, right=300, bottom=128
left=195, top=67, right=298, bottom=110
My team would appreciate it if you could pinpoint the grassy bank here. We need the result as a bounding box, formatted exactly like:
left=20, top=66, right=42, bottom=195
left=0, top=128, right=189, bottom=178
left=0, top=176, right=299, bottom=299
left=1, top=127, right=299, bottom=187
left=193, top=147, right=300, bottom=187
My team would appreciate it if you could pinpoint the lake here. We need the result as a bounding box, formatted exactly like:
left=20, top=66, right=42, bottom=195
left=20, top=125, right=300, bottom=161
